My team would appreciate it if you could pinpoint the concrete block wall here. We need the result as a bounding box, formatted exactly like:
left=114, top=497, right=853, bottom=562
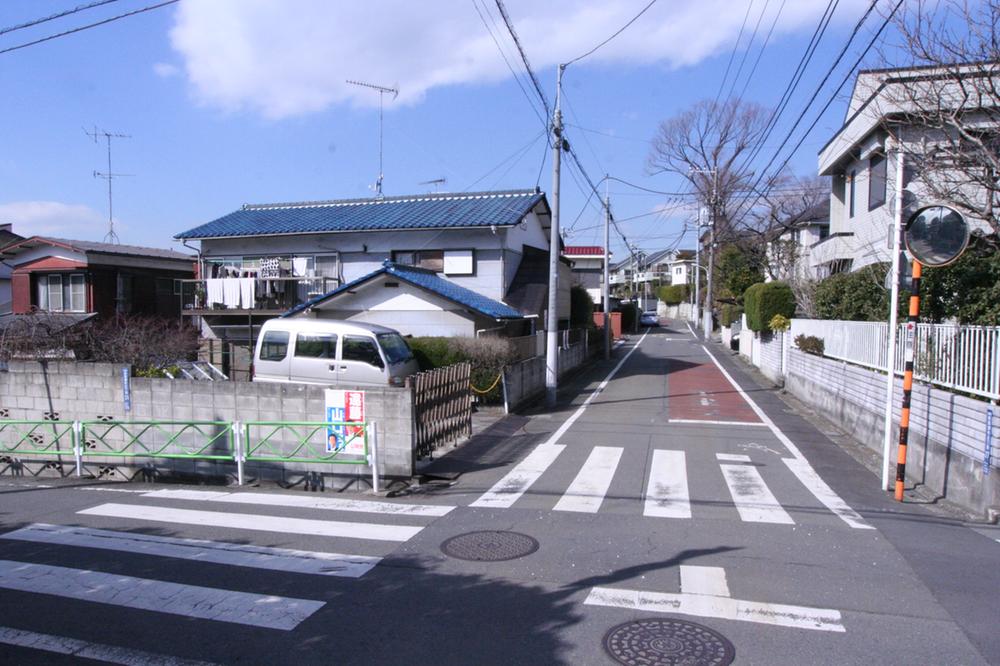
left=503, top=341, right=593, bottom=412
left=0, top=360, right=415, bottom=483
left=785, top=348, right=999, bottom=517
left=757, top=332, right=785, bottom=385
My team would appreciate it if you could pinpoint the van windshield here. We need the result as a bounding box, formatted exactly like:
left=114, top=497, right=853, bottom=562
left=377, top=333, right=414, bottom=364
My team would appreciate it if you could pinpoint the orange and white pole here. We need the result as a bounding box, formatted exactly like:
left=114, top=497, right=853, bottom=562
left=894, top=259, right=922, bottom=502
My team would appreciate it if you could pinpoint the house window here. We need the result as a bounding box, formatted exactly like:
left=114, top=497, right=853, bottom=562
left=443, top=249, right=475, bottom=275
left=848, top=170, right=856, bottom=218
left=36, top=274, right=86, bottom=312
left=393, top=250, right=444, bottom=272
left=819, top=226, right=830, bottom=240
left=868, top=153, right=887, bottom=210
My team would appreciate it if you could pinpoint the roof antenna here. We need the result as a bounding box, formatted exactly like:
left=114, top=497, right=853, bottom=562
left=346, top=80, right=399, bottom=198
left=85, top=125, right=132, bottom=244
left=419, top=178, right=447, bottom=193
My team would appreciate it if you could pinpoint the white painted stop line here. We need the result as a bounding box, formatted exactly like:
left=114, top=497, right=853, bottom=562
left=2, top=523, right=380, bottom=578
left=78, top=503, right=422, bottom=542
left=0, top=626, right=218, bottom=666
left=0, top=560, right=323, bottom=630
left=142, top=488, right=455, bottom=517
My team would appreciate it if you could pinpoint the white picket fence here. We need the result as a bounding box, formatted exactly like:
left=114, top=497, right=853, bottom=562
left=789, top=319, right=1000, bottom=401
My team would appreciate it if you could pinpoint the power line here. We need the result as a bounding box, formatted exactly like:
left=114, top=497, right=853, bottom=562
left=731, top=0, right=787, bottom=104
left=725, top=0, right=772, bottom=102
left=564, top=0, right=658, bottom=66
left=493, top=0, right=551, bottom=117
left=731, top=0, right=904, bottom=227
left=0, top=0, right=178, bottom=56
left=462, top=129, right=546, bottom=191
left=0, top=0, right=120, bottom=36
left=712, top=0, right=756, bottom=108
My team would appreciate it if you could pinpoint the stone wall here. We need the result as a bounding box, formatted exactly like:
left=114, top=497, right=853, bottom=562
left=0, top=360, right=415, bottom=484
left=785, top=348, right=999, bottom=517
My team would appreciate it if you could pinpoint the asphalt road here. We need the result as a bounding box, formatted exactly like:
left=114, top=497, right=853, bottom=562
left=1, top=322, right=997, bottom=665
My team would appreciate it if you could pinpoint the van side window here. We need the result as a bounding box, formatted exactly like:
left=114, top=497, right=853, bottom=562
left=295, top=333, right=338, bottom=359
left=342, top=336, right=383, bottom=368
left=260, top=331, right=289, bottom=361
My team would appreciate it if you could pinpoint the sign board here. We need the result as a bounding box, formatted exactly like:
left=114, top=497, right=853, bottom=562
left=121, top=366, right=131, bottom=413
left=904, top=205, right=970, bottom=267
left=324, top=389, right=365, bottom=455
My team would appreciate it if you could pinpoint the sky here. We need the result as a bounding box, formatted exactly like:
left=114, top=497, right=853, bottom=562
left=0, top=0, right=900, bottom=259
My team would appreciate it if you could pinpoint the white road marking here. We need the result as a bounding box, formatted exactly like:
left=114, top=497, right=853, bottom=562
left=0, top=626, right=218, bottom=666
left=472, top=330, right=650, bottom=509
left=0, top=560, right=323, bottom=630
left=668, top=418, right=768, bottom=427
left=719, top=463, right=794, bottom=524
left=700, top=344, right=872, bottom=530
left=553, top=446, right=623, bottom=513
left=643, top=450, right=691, bottom=519
left=2, top=523, right=380, bottom=578
left=142, top=489, right=455, bottom=517
left=470, top=444, right=565, bottom=509
left=680, top=565, right=730, bottom=597
left=715, top=453, right=752, bottom=463
left=783, top=458, right=874, bottom=530
left=76, top=487, right=148, bottom=493
left=78, top=503, right=422, bottom=542
left=584, top=587, right=844, bottom=632
left=686, top=321, right=698, bottom=339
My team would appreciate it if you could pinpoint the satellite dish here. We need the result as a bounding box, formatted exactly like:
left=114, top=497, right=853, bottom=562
left=904, top=205, right=969, bottom=267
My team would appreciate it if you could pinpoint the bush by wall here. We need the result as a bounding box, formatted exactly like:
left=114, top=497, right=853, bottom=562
left=407, top=336, right=521, bottom=402
left=617, top=302, right=640, bottom=331
left=743, top=281, right=795, bottom=332
left=720, top=304, right=743, bottom=328
left=658, top=284, right=690, bottom=306
left=794, top=334, right=825, bottom=356
left=570, top=285, right=596, bottom=329
left=813, top=263, right=895, bottom=321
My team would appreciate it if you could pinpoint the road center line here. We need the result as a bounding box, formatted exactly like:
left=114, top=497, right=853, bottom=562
left=471, top=330, right=649, bottom=509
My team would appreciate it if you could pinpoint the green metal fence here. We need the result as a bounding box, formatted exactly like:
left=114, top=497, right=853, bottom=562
left=0, top=420, right=76, bottom=458
left=80, top=420, right=236, bottom=461
left=242, top=421, right=368, bottom=464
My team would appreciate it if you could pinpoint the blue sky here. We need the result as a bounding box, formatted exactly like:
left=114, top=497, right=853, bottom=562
left=0, top=0, right=894, bottom=258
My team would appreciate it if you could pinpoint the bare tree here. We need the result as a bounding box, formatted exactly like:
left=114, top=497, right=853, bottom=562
left=648, top=98, right=771, bottom=241
left=876, top=0, right=1000, bottom=242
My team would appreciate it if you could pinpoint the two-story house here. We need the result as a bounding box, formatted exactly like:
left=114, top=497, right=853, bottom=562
left=667, top=250, right=697, bottom=287
left=814, top=63, right=995, bottom=277
left=765, top=205, right=830, bottom=282
left=174, top=189, right=569, bottom=346
left=0, top=224, right=23, bottom=313
left=562, top=246, right=610, bottom=307
left=0, top=236, right=194, bottom=319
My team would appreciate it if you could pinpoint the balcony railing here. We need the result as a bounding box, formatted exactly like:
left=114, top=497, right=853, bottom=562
left=179, top=277, right=339, bottom=314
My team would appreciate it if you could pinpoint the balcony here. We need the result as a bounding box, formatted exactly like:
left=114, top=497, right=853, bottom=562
left=179, top=277, right=339, bottom=316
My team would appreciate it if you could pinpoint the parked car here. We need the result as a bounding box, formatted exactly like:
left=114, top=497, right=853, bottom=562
left=253, top=319, right=419, bottom=387
left=640, top=311, right=659, bottom=327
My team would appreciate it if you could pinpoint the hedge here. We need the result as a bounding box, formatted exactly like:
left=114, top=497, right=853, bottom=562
left=743, top=281, right=795, bottom=332
left=719, top=304, right=743, bottom=328
left=657, top=284, right=689, bottom=306
left=406, top=336, right=520, bottom=402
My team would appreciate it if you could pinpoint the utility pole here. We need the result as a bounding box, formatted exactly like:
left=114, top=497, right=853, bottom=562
left=545, top=64, right=565, bottom=408
left=694, top=207, right=702, bottom=327
left=85, top=126, right=130, bottom=244
left=882, top=141, right=905, bottom=491
left=691, top=168, right=718, bottom=333
left=603, top=179, right=611, bottom=360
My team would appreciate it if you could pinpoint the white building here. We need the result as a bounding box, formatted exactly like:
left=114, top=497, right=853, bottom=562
left=814, top=63, right=996, bottom=277
left=765, top=205, right=830, bottom=282
left=562, top=245, right=610, bottom=306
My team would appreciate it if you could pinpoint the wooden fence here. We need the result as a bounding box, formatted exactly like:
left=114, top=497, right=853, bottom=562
left=406, top=362, right=472, bottom=459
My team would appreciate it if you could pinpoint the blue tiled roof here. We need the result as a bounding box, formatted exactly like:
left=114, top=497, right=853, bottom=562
left=283, top=261, right=525, bottom=320
left=175, top=190, right=546, bottom=239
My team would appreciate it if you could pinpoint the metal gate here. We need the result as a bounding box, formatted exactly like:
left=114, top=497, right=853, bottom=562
left=407, top=362, right=472, bottom=458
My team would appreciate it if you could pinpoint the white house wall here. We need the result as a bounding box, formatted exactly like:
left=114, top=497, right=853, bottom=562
left=503, top=209, right=550, bottom=253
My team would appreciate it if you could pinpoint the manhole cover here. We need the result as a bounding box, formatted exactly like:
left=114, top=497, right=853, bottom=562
left=603, top=618, right=735, bottom=666
left=440, top=530, right=539, bottom=561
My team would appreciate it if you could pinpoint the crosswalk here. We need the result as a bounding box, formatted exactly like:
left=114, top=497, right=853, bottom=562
left=471, top=444, right=873, bottom=529
left=0, top=489, right=455, bottom=662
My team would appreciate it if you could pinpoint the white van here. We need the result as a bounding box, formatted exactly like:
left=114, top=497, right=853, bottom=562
left=252, top=319, right=420, bottom=387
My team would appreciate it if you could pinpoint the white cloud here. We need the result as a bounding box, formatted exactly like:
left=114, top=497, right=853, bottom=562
left=153, top=62, right=181, bottom=78
left=0, top=201, right=111, bottom=239
left=168, top=0, right=863, bottom=119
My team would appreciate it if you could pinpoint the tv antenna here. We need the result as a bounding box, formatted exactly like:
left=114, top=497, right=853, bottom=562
left=419, top=178, right=447, bottom=193
left=346, top=79, right=398, bottom=198
left=85, top=126, right=132, bottom=244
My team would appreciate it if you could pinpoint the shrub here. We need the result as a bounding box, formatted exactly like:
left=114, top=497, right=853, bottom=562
left=743, top=281, right=795, bottom=332
left=617, top=302, right=640, bottom=331
left=794, top=334, right=825, bottom=356
left=406, top=336, right=521, bottom=402
left=73, top=315, right=199, bottom=373
left=658, top=284, right=689, bottom=306
left=769, top=314, right=791, bottom=332
left=719, top=304, right=743, bottom=328
left=813, top=263, right=898, bottom=321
